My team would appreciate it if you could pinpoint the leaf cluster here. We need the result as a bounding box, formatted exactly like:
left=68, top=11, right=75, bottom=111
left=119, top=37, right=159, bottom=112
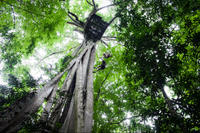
left=115, top=0, right=200, bottom=132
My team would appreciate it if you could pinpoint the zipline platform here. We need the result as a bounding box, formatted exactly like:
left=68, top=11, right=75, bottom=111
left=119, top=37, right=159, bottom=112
left=84, top=14, right=108, bottom=42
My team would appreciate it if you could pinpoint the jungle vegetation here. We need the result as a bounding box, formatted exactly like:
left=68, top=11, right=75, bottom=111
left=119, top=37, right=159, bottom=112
left=0, top=0, right=199, bottom=132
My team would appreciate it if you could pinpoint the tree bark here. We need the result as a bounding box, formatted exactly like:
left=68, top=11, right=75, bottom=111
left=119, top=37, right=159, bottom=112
left=40, top=84, right=58, bottom=122
left=0, top=1, right=116, bottom=132
left=0, top=70, right=66, bottom=133
left=59, top=41, right=96, bottom=133
left=0, top=41, right=96, bottom=133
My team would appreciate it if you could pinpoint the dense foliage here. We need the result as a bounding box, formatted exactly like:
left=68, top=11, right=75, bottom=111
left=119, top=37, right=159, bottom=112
left=115, top=0, right=200, bottom=132
left=0, top=0, right=199, bottom=132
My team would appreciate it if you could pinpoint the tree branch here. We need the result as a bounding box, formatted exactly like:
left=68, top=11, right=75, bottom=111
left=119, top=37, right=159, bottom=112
left=37, top=46, right=76, bottom=64
left=68, top=11, right=79, bottom=22
left=95, top=71, right=111, bottom=101
left=67, top=22, right=83, bottom=28
left=105, top=3, right=128, bottom=27
left=160, top=87, right=187, bottom=131
left=100, top=39, right=108, bottom=47
left=67, top=11, right=85, bottom=28
left=102, top=36, right=117, bottom=41
left=96, top=1, right=124, bottom=12
left=92, top=0, right=96, bottom=9
left=67, top=12, right=79, bottom=24
left=107, top=16, right=118, bottom=26
left=102, top=36, right=116, bottom=39
left=86, top=0, right=93, bottom=6
left=96, top=3, right=116, bottom=12
left=74, top=29, right=84, bottom=34
left=37, top=50, right=65, bottom=65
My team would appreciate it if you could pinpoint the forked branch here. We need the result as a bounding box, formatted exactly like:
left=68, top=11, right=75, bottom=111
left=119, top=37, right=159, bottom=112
left=86, top=0, right=97, bottom=10
left=67, top=22, right=83, bottom=28
left=84, top=0, right=124, bottom=27
left=67, top=11, right=85, bottom=28
left=96, top=3, right=117, bottom=12
left=86, top=0, right=93, bottom=6
left=92, top=0, right=96, bottom=9
left=68, top=11, right=79, bottom=22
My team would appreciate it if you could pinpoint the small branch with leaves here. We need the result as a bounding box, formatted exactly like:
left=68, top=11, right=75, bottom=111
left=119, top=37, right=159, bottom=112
left=95, top=71, right=111, bottom=101
left=37, top=46, right=77, bottom=64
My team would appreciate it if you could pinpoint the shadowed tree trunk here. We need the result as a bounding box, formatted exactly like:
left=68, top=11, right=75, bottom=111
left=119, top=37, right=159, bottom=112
left=0, top=70, right=66, bottom=132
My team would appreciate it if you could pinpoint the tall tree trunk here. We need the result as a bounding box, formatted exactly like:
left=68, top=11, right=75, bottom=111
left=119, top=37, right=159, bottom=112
left=0, top=41, right=96, bottom=133
left=0, top=70, right=66, bottom=133
left=57, top=41, right=96, bottom=133
left=0, top=1, right=114, bottom=131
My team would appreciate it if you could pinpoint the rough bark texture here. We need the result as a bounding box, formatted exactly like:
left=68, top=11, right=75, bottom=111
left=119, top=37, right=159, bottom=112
left=0, top=71, right=66, bottom=133
left=0, top=5, right=111, bottom=131
left=0, top=41, right=96, bottom=133
left=58, top=41, right=96, bottom=133
left=40, top=84, right=58, bottom=122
